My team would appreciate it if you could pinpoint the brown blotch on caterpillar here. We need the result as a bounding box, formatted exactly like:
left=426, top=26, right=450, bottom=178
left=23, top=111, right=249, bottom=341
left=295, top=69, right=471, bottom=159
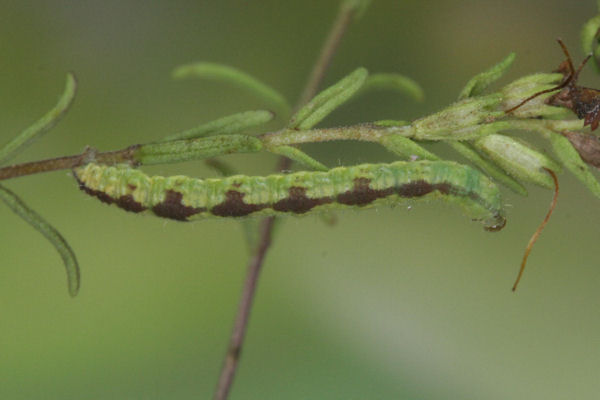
left=506, top=39, right=600, bottom=130
left=399, top=181, right=452, bottom=197
left=272, top=186, right=332, bottom=214
left=336, top=177, right=394, bottom=206
left=211, top=190, right=265, bottom=217
left=75, top=174, right=147, bottom=213
left=336, top=177, right=454, bottom=206
left=116, top=195, right=146, bottom=213
left=563, top=130, right=600, bottom=168
left=152, top=190, right=205, bottom=221
left=512, top=168, right=559, bottom=292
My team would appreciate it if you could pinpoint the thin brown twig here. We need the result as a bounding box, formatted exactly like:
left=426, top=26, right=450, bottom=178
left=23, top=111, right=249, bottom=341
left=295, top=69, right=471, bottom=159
left=212, top=4, right=359, bottom=400
left=512, top=168, right=559, bottom=292
left=212, top=217, right=274, bottom=400
left=0, top=146, right=139, bottom=181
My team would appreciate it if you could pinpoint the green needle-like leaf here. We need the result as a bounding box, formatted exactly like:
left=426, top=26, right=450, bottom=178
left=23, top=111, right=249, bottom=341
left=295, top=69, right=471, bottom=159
left=289, top=67, right=368, bottom=130
left=448, top=141, right=527, bottom=195
left=359, top=73, right=424, bottom=102
left=204, top=158, right=238, bottom=177
left=474, top=134, right=561, bottom=188
left=581, top=14, right=600, bottom=71
left=161, top=110, right=275, bottom=142
left=172, top=62, right=290, bottom=115
left=0, top=184, right=80, bottom=297
left=268, top=145, right=328, bottom=171
left=379, top=135, right=439, bottom=161
left=548, top=131, right=600, bottom=198
left=459, top=53, right=516, bottom=100
left=0, top=73, right=77, bottom=165
left=581, top=15, right=600, bottom=54
left=136, top=134, right=263, bottom=165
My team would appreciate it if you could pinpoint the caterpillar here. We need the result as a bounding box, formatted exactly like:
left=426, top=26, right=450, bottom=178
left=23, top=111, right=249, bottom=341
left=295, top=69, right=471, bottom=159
left=73, top=160, right=507, bottom=231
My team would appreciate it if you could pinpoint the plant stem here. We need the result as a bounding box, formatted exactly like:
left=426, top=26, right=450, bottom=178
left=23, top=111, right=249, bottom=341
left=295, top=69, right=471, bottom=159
left=0, top=146, right=139, bottom=181
left=212, top=217, right=274, bottom=400
left=212, top=4, right=359, bottom=399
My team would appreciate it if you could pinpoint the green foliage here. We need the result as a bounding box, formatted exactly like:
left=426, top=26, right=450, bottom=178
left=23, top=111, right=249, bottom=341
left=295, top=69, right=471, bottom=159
left=448, top=141, right=527, bottom=196
left=0, top=73, right=79, bottom=296
left=459, top=53, right=516, bottom=100
left=0, top=184, right=79, bottom=297
left=0, top=73, right=77, bottom=164
left=161, top=110, right=275, bottom=142
left=474, top=134, right=561, bottom=188
left=378, top=135, right=439, bottom=161
left=136, top=134, right=263, bottom=165
left=581, top=14, right=600, bottom=71
left=546, top=130, right=600, bottom=197
left=267, top=145, right=328, bottom=171
left=172, top=62, right=291, bottom=116
left=360, top=73, right=424, bottom=102
left=289, top=67, right=368, bottom=130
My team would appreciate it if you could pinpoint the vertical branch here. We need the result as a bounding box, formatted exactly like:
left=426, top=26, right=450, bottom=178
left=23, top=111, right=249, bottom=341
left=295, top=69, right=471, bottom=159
left=213, top=218, right=274, bottom=400
left=213, top=4, right=361, bottom=400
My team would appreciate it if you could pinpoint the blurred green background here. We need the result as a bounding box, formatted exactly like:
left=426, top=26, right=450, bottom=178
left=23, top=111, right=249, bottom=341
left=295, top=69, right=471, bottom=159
left=1, top=1, right=600, bottom=399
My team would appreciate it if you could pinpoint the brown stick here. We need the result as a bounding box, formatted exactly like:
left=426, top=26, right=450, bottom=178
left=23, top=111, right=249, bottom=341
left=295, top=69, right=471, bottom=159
left=212, top=4, right=359, bottom=400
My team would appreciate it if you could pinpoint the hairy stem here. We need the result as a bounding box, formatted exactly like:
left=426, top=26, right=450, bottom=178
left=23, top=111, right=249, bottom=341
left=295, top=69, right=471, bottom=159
left=212, top=4, right=359, bottom=400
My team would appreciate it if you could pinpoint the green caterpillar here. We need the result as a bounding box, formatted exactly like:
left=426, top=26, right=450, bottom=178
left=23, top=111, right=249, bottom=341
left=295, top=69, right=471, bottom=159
left=74, top=160, right=506, bottom=231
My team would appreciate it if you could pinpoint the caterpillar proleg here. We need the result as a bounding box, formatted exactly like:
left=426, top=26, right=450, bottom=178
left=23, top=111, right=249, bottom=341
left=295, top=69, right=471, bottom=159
left=73, top=161, right=506, bottom=231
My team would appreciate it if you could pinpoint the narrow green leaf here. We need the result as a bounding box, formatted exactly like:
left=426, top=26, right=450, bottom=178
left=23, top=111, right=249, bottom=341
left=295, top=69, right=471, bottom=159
left=161, top=110, right=274, bottom=142
left=268, top=145, right=328, bottom=171
left=204, top=158, right=238, bottom=177
left=289, top=68, right=368, bottom=130
left=548, top=131, right=600, bottom=198
left=359, top=73, right=424, bottom=102
left=172, top=62, right=290, bottom=115
left=459, top=53, right=516, bottom=100
left=581, top=14, right=600, bottom=71
left=379, top=135, right=439, bottom=161
left=474, top=134, right=561, bottom=188
left=0, top=184, right=80, bottom=297
left=0, top=73, right=77, bottom=164
left=448, top=141, right=527, bottom=195
left=136, top=134, right=263, bottom=165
